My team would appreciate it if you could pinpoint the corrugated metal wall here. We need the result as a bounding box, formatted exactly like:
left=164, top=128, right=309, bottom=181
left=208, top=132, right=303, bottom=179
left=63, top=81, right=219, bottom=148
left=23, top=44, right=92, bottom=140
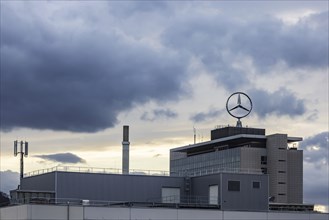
left=20, top=172, right=56, bottom=192
left=56, top=172, right=185, bottom=202
left=18, top=171, right=268, bottom=211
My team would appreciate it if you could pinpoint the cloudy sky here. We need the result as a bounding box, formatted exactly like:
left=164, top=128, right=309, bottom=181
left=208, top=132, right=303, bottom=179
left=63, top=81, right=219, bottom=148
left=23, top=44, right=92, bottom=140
left=0, top=0, right=328, bottom=212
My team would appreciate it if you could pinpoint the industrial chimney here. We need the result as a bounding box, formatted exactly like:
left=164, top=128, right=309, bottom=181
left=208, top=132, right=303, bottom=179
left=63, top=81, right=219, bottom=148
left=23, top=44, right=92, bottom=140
left=122, top=125, right=130, bottom=174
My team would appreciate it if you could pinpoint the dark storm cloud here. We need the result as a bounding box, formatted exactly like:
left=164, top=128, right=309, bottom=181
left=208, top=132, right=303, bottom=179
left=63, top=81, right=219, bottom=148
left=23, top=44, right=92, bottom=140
left=190, top=109, right=225, bottom=123
left=299, top=132, right=328, bottom=207
left=140, top=108, right=177, bottom=122
left=35, top=153, right=86, bottom=164
left=0, top=3, right=187, bottom=132
left=162, top=11, right=328, bottom=90
left=299, top=131, right=328, bottom=164
left=232, top=11, right=328, bottom=70
left=162, top=15, right=250, bottom=91
left=108, top=1, right=170, bottom=15
left=1, top=2, right=326, bottom=132
left=248, top=88, right=306, bottom=118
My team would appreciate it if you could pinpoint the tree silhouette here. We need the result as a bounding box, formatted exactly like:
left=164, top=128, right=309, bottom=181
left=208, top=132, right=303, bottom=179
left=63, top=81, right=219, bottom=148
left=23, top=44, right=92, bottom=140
left=0, top=192, right=10, bottom=207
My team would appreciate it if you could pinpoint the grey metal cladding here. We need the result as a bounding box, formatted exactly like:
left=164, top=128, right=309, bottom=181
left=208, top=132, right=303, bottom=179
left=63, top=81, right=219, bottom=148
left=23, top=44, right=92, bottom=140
left=191, top=174, right=221, bottom=198
left=56, top=172, right=184, bottom=202
left=221, top=173, right=268, bottom=211
left=20, top=172, right=56, bottom=191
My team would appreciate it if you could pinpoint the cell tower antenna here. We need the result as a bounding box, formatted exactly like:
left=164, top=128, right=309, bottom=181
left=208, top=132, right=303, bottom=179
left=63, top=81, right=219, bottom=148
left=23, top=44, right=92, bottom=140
left=14, top=140, right=29, bottom=180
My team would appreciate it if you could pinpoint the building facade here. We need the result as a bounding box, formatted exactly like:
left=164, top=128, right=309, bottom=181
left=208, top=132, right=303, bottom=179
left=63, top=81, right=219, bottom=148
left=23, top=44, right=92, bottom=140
left=170, top=126, right=303, bottom=204
left=9, top=125, right=306, bottom=212
left=11, top=170, right=268, bottom=211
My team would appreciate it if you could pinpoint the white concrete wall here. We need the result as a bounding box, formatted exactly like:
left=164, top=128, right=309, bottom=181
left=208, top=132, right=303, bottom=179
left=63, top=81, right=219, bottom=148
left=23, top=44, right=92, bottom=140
left=224, top=211, right=267, bottom=219
left=178, top=209, right=220, bottom=219
left=1, top=204, right=328, bottom=220
left=0, top=205, right=28, bottom=220
left=84, top=207, right=130, bottom=220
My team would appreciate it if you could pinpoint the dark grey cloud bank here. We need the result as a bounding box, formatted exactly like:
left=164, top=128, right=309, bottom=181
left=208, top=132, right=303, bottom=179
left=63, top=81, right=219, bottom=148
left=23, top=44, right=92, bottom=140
left=0, top=3, right=187, bottom=132
left=248, top=88, right=306, bottom=118
left=1, top=2, right=327, bottom=132
left=162, top=10, right=328, bottom=90
left=300, top=131, right=328, bottom=165
left=35, top=153, right=86, bottom=164
left=300, top=132, right=328, bottom=207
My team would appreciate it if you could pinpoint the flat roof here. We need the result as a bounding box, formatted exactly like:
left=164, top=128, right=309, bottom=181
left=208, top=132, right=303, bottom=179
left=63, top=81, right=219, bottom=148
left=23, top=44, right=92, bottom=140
left=171, top=134, right=267, bottom=153
left=171, top=134, right=303, bottom=154
left=287, top=136, right=303, bottom=142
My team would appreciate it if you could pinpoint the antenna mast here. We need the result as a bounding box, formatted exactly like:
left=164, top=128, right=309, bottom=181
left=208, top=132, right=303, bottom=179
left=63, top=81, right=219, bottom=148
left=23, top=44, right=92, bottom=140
left=14, top=140, right=29, bottom=180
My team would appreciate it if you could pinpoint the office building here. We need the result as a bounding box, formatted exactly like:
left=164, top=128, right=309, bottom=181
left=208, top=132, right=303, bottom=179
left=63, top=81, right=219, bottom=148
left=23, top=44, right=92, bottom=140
left=170, top=126, right=303, bottom=204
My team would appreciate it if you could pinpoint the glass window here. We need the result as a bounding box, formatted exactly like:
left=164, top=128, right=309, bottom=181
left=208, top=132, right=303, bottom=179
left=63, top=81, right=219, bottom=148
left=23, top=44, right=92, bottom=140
left=228, top=180, right=240, bottom=191
left=252, top=181, right=260, bottom=189
left=261, top=156, right=267, bottom=165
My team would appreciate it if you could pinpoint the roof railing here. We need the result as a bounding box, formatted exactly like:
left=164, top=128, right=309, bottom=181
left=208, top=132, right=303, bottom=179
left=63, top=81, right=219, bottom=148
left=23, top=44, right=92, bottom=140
left=24, top=165, right=171, bottom=178
left=24, top=165, right=262, bottom=178
left=171, top=167, right=263, bottom=177
left=11, top=196, right=220, bottom=209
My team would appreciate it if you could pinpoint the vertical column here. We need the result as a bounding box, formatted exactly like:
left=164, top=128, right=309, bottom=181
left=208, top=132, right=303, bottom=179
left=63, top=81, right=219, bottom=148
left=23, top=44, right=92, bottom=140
left=287, top=149, right=303, bottom=203
left=122, top=125, right=130, bottom=174
left=266, top=134, right=288, bottom=203
left=20, top=141, right=24, bottom=179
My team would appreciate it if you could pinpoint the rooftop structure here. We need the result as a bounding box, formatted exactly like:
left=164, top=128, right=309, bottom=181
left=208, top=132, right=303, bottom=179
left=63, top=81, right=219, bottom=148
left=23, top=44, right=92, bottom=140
left=11, top=169, right=269, bottom=211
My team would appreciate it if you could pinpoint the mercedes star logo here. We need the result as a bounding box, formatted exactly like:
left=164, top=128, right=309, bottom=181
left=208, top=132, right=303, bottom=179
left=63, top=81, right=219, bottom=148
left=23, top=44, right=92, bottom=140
left=226, top=92, right=252, bottom=127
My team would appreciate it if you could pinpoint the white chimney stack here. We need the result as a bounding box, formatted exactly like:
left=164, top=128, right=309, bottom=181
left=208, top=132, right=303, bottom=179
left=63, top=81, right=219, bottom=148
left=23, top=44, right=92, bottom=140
left=122, top=125, right=130, bottom=174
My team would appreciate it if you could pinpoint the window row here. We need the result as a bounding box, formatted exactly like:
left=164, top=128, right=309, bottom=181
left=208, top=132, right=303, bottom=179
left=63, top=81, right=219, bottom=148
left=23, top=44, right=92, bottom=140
left=228, top=180, right=261, bottom=192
